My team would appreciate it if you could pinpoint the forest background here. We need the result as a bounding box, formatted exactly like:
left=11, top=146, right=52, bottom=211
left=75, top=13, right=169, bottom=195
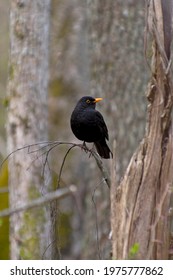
left=1, top=0, right=170, bottom=260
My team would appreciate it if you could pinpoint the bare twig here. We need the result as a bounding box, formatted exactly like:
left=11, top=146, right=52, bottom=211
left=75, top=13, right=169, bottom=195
left=90, top=150, right=111, bottom=188
left=91, top=186, right=102, bottom=260
left=0, top=141, right=77, bottom=170
left=57, top=144, right=76, bottom=188
left=0, top=141, right=111, bottom=219
left=0, top=140, right=111, bottom=189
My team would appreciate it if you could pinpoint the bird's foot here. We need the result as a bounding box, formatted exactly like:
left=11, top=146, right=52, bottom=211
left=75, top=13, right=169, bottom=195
left=80, top=142, right=93, bottom=158
left=80, top=142, right=88, bottom=153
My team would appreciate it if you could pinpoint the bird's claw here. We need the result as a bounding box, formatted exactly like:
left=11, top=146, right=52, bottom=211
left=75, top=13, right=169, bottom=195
left=80, top=142, right=93, bottom=158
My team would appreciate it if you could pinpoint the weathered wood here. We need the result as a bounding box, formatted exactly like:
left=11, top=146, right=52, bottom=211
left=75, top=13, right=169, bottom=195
left=111, top=0, right=173, bottom=259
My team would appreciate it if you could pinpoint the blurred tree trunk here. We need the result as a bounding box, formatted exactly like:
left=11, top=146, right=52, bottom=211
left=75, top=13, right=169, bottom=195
left=83, top=0, right=147, bottom=259
left=111, top=0, right=173, bottom=260
left=88, top=0, right=148, bottom=178
left=7, top=0, right=54, bottom=259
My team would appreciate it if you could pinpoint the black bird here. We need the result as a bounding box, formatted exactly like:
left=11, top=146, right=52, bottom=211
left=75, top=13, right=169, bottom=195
left=70, top=96, right=112, bottom=159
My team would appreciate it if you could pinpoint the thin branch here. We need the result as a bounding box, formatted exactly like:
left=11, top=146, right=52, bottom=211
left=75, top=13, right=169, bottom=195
left=92, top=185, right=102, bottom=260
left=0, top=141, right=77, bottom=170
left=0, top=186, right=77, bottom=218
left=90, top=150, right=111, bottom=188
left=1, top=140, right=111, bottom=189
left=57, top=144, right=76, bottom=188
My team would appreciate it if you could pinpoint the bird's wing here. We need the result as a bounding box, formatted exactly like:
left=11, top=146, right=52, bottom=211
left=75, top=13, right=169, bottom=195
left=95, top=111, right=109, bottom=140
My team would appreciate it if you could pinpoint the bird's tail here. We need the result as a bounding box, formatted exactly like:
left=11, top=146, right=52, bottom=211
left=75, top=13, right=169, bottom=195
left=94, top=140, right=113, bottom=159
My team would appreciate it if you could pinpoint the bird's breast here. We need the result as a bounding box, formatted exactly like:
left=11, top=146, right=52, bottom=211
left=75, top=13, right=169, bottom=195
left=71, top=110, right=101, bottom=142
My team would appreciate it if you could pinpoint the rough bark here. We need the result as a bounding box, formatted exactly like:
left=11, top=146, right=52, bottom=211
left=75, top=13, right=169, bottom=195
left=7, top=0, right=54, bottom=259
left=111, top=0, right=173, bottom=260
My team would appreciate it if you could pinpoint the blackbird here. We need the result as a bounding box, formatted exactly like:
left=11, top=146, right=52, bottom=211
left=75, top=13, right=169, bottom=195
left=70, top=96, right=112, bottom=159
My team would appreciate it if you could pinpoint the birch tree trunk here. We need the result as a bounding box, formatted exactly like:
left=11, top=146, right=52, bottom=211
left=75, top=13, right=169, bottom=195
left=111, top=0, right=173, bottom=260
left=7, top=0, right=52, bottom=259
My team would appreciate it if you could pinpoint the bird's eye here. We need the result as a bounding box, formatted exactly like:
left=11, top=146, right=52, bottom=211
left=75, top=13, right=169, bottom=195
left=86, top=99, right=90, bottom=104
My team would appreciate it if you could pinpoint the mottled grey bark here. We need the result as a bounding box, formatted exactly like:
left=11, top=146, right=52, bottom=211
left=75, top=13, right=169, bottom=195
left=7, top=0, right=53, bottom=259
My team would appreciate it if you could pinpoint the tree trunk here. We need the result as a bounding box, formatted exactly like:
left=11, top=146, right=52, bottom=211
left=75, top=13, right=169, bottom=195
left=111, top=0, right=173, bottom=260
left=85, top=0, right=147, bottom=259
left=7, top=0, right=53, bottom=259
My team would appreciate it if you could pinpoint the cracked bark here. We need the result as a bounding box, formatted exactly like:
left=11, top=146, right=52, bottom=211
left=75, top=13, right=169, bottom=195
left=111, top=0, right=173, bottom=260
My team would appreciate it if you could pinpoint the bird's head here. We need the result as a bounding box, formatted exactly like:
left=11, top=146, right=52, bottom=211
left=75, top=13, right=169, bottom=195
left=77, top=96, right=103, bottom=109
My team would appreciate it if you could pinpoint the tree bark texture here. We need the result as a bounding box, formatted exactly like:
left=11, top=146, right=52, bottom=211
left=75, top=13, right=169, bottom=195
left=111, top=0, right=173, bottom=260
left=7, top=0, right=52, bottom=259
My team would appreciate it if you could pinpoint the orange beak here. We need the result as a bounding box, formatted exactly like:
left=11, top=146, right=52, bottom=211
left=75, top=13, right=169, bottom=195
left=94, top=97, right=103, bottom=103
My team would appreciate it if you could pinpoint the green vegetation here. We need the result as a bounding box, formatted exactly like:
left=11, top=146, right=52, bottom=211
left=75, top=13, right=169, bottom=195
left=128, top=243, right=140, bottom=259
left=0, top=161, right=9, bottom=259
